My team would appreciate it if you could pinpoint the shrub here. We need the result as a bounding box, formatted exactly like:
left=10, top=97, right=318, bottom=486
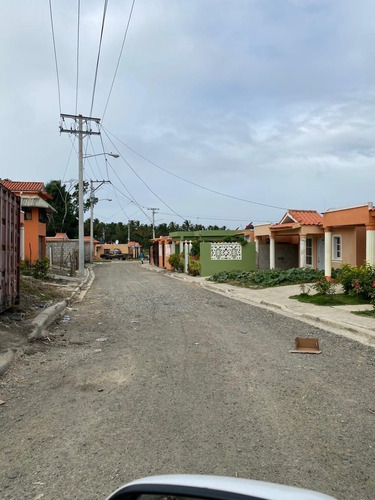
left=338, top=263, right=375, bottom=301
left=208, top=267, right=323, bottom=287
left=313, top=277, right=336, bottom=296
left=20, top=258, right=50, bottom=280
left=32, top=258, right=50, bottom=280
left=168, top=253, right=184, bottom=272
left=188, top=260, right=200, bottom=276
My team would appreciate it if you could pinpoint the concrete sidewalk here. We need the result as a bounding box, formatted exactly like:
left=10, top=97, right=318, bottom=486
left=147, top=265, right=375, bottom=348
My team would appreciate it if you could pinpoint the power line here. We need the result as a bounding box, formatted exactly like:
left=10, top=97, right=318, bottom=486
left=89, top=0, right=108, bottom=117
left=102, top=126, right=287, bottom=211
left=105, top=161, right=152, bottom=223
left=102, top=0, right=137, bottom=122
left=61, top=135, right=78, bottom=183
left=101, top=126, right=185, bottom=221
left=157, top=212, right=265, bottom=223
left=75, top=0, right=81, bottom=115
left=48, top=0, right=62, bottom=114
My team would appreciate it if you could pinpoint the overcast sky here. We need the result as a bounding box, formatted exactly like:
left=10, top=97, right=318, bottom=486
left=1, top=0, right=374, bottom=229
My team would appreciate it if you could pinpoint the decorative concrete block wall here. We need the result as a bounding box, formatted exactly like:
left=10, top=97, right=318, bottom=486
left=200, top=242, right=256, bottom=277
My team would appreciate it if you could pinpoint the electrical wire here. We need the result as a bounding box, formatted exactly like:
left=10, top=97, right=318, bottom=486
left=102, top=126, right=287, bottom=211
left=105, top=161, right=152, bottom=223
left=101, top=126, right=185, bottom=221
left=89, top=0, right=108, bottom=117
left=157, top=212, right=266, bottom=223
left=75, top=0, right=81, bottom=115
left=102, top=0, right=136, bottom=122
left=62, top=135, right=78, bottom=183
left=48, top=0, right=62, bottom=115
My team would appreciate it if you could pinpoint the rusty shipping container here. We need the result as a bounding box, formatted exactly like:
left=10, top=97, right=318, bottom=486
left=0, top=184, right=20, bottom=312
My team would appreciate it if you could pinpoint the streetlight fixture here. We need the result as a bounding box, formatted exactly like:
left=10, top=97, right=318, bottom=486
left=83, top=152, right=119, bottom=159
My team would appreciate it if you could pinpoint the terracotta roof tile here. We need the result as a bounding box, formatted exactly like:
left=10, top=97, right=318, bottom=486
left=0, top=181, right=52, bottom=199
left=287, top=210, right=323, bottom=226
left=0, top=180, right=45, bottom=192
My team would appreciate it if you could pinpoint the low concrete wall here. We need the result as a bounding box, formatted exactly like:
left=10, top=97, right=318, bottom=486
left=46, top=240, right=91, bottom=268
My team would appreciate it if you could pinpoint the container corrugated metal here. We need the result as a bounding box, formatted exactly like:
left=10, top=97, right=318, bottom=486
left=0, top=184, right=20, bottom=313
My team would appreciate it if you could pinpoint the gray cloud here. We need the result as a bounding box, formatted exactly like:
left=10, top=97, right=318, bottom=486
left=1, top=0, right=374, bottom=227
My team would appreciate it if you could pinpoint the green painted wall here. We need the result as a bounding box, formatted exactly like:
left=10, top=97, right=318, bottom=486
left=200, top=242, right=256, bottom=277
left=169, top=230, right=237, bottom=243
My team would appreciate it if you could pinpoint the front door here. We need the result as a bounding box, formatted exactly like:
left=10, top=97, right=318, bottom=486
left=317, top=238, right=325, bottom=270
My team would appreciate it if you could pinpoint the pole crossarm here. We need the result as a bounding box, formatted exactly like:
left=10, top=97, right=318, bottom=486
left=60, top=113, right=101, bottom=135
left=90, top=180, right=111, bottom=199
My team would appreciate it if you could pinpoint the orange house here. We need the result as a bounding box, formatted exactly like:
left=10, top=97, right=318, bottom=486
left=252, top=210, right=324, bottom=270
left=323, top=203, right=375, bottom=277
left=0, top=181, right=56, bottom=264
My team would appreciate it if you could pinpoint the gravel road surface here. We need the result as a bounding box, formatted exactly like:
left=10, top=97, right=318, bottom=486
left=0, top=262, right=374, bottom=500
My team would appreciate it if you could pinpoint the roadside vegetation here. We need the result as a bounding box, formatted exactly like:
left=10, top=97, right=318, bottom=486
left=20, top=257, right=50, bottom=280
left=209, top=264, right=375, bottom=314
left=208, top=267, right=323, bottom=287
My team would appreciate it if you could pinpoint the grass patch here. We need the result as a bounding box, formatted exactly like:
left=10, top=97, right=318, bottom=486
left=352, top=309, right=375, bottom=317
left=290, top=293, right=369, bottom=306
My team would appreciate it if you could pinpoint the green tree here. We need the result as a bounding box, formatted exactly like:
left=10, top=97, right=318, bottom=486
left=45, top=180, right=77, bottom=238
left=46, top=180, right=92, bottom=239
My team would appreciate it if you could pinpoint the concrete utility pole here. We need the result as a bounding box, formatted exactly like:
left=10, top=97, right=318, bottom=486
left=60, top=114, right=101, bottom=275
left=90, top=180, right=111, bottom=263
left=128, top=220, right=131, bottom=243
left=147, top=207, right=159, bottom=239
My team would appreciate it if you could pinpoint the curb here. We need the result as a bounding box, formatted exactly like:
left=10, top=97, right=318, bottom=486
left=0, top=349, right=18, bottom=377
left=200, top=280, right=375, bottom=347
left=29, top=300, right=68, bottom=340
left=147, top=266, right=375, bottom=348
left=28, top=267, right=96, bottom=340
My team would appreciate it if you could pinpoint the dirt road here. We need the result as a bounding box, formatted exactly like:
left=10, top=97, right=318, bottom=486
left=0, top=262, right=374, bottom=500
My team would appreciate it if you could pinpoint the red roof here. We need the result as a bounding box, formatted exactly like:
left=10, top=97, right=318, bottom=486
left=0, top=181, right=52, bottom=199
left=271, top=210, right=323, bottom=230
left=288, top=210, right=323, bottom=225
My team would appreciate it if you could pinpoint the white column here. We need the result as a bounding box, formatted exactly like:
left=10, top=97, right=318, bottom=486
left=269, top=237, right=275, bottom=269
left=255, top=237, right=259, bottom=268
left=184, top=241, right=189, bottom=273
left=300, top=237, right=306, bottom=268
left=188, top=240, right=192, bottom=253
left=255, top=237, right=259, bottom=255
left=324, top=229, right=332, bottom=277
left=172, top=241, right=176, bottom=254
left=366, top=228, right=375, bottom=265
left=180, top=240, right=184, bottom=254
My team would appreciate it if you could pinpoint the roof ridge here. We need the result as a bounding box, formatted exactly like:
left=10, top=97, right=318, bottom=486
left=289, top=209, right=319, bottom=213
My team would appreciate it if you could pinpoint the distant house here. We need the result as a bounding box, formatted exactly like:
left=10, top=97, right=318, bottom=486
left=0, top=181, right=56, bottom=264
left=252, top=210, right=324, bottom=270
left=127, top=241, right=141, bottom=259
